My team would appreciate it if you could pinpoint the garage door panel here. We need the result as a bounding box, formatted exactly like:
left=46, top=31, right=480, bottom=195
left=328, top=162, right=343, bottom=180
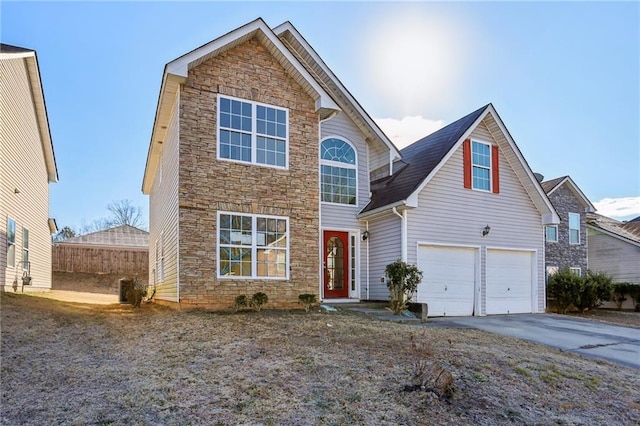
left=417, top=246, right=476, bottom=316
left=486, top=249, right=533, bottom=314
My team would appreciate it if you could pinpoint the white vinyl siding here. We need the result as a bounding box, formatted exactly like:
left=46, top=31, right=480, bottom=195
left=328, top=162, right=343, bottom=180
left=320, top=112, right=375, bottom=299
left=149, top=91, right=180, bottom=302
left=569, top=213, right=580, bottom=244
left=0, top=57, right=53, bottom=290
left=405, top=119, right=545, bottom=314
left=366, top=212, right=402, bottom=300
left=588, top=227, right=640, bottom=283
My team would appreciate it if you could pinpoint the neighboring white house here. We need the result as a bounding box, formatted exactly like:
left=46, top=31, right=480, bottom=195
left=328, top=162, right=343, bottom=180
left=0, top=43, right=58, bottom=292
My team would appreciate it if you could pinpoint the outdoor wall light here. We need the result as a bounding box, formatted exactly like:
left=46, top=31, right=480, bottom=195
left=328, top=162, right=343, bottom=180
left=362, top=230, right=370, bottom=241
left=482, top=225, right=491, bottom=237
left=14, top=188, right=20, bottom=194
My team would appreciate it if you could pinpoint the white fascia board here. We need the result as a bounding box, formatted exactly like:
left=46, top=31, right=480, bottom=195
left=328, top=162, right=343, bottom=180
left=23, top=54, right=58, bottom=183
left=273, top=21, right=400, bottom=160
left=357, top=200, right=407, bottom=220
left=166, top=19, right=338, bottom=113
left=564, top=177, right=596, bottom=212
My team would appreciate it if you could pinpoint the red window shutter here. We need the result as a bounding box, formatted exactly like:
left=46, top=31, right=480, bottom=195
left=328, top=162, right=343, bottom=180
left=492, top=145, right=500, bottom=194
left=463, top=139, right=471, bottom=189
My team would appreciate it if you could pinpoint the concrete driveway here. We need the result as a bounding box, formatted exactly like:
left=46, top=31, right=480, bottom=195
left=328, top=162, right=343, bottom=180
left=427, top=314, right=640, bottom=370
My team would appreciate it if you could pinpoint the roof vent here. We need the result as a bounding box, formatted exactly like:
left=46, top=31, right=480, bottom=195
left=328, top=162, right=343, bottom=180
left=533, top=172, right=544, bottom=182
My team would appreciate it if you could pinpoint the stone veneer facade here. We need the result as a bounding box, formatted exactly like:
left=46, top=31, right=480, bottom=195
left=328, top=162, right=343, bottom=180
left=545, top=184, right=588, bottom=274
left=177, top=38, right=320, bottom=309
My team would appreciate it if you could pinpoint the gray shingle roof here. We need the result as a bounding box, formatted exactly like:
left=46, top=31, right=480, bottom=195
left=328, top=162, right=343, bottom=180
left=0, top=43, right=33, bottom=53
left=361, top=104, right=490, bottom=214
left=540, top=176, right=568, bottom=194
left=59, top=225, right=149, bottom=248
left=587, top=213, right=640, bottom=245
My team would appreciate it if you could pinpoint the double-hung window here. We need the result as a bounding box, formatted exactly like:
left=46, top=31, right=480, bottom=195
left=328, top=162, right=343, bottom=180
left=22, top=227, right=29, bottom=270
left=218, top=212, right=288, bottom=279
left=7, top=218, right=15, bottom=268
left=472, top=141, right=491, bottom=191
left=545, top=225, right=558, bottom=243
left=568, top=213, right=580, bottom=244
left=156, top=234, right=164, bottom=282
left=217, top=95, right=288, bottom=168
left=320, top=138, right=357, bottom=205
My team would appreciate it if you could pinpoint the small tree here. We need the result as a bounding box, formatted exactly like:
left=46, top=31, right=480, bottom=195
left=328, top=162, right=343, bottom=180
left=612, top=282, right=630, bottom=310
left=385, top=260, right=423, bottom=314
left=547, top=269, right=581, bottom=314
left=233, top=295, right=248, bottom=312
left=575, top=270, right=612, bottom=312
left=298, top=294, right=317, bottom=312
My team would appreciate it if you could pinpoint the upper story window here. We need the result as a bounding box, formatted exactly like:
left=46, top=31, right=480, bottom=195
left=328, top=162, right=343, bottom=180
left=568, top=212, right=580, bottom=244
left=320, top=138, right=357, bottom=205
left=217, top=95, right=288, bottom=168
left=463, top=139, right=499, bottom=193
left=472, top=141, right=491, bottom=191
left=7, top=217, right=15, bottom=268
left=218, top=212, right=289, bottom=279
left=545, top=225, right=558, bottom=243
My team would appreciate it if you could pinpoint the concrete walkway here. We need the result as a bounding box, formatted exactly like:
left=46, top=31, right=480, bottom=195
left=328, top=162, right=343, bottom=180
left=28, top=290, right=119, bottom=305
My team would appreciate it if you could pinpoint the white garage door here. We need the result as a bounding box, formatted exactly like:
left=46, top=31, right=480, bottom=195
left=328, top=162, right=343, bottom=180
left=486, top=249, right=534, bottom=314
left=417, top=246, right=476, bottom=316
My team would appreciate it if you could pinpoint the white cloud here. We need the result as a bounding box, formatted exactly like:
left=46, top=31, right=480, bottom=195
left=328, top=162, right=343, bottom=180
left=593, top=197, right=640, bottom=221
left=375, top=116, right=445, bottom=149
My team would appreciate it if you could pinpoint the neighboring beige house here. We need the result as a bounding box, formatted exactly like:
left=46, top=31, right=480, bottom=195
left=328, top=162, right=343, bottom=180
left=0, top=43, right=58, bottom=292
left=541, top=176, right=595, bottom=278
left=142, top=19, right=559, bottom=314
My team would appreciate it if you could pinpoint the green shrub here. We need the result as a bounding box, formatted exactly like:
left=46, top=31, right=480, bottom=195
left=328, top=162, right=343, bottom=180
left=547, top=269, right=582, bottom=314
left=385, top=260, right=423, bottom=314
left=574, top=271, right=612, bottom=313
left=626, top=284, right=640, bottom=311
left=250, top=292, right=268, bottom=312
left=233, top=294, right=248, bottom=312
left=612, top=282, right=630, bottom=310
left=298, top=294, right=317, bottom=312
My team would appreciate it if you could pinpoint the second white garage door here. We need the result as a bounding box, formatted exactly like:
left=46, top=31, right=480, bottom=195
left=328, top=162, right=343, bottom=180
left=417, top=245, right=477, bottom=316
left=486, top=249, right=534, bottom=314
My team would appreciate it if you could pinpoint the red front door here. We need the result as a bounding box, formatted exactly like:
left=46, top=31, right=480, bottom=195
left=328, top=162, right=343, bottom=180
left=323, top=230, right=349, bottom=298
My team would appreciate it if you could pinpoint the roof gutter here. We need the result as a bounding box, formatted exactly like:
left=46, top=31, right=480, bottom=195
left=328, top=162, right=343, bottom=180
left=392, top=207, right=407, bottom=262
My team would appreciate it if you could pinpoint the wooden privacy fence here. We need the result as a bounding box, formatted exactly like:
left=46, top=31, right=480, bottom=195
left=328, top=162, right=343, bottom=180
left=52, top=244, right=148, bottom=275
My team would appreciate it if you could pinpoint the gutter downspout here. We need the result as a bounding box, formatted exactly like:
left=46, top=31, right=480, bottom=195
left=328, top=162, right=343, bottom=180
left=365, top=220, right=370, bottom=300
left=392, top=207, right=407, bottom=262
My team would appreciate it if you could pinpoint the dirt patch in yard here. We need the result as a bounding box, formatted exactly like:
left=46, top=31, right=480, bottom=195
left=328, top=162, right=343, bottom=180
left=1, top=294, right=639, bottom=425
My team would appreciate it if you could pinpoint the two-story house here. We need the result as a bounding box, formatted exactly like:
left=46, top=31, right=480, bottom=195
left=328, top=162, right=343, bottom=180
left=142, top=19, right=560, bottom=314
left=541, top=176, right=595, bottom=278
left=1, top=44, right=58, bottom=292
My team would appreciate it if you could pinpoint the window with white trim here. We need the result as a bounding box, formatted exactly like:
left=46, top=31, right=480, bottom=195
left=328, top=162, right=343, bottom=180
left=320, top=138, right=357, bottom=205
left=22, top=227, right=29, bottom=270
left=217, top=95, right=288, bottom=168
left=568, top=213, right=580, bottom=244
left=570, top=267, right=582, bottom=277
left=218, top=212, right=288, bottom=279
left=7, top=217, right=15, bottom=268
left=545, top=225, right=558, bottom=243
left=472, top=141, right=491, bottom=191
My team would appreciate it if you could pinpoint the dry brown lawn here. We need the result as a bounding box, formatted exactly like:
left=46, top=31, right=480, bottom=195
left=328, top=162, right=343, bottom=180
left=1, top=293, right=639, bottom=425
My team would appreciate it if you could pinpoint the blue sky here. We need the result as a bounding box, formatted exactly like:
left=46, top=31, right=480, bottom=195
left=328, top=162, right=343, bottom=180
left=2, top=1, right=638, bottom=229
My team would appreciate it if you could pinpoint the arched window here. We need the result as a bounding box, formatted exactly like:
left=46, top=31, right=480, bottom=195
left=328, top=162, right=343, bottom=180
left=320, top=138, right=357, bottom=205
